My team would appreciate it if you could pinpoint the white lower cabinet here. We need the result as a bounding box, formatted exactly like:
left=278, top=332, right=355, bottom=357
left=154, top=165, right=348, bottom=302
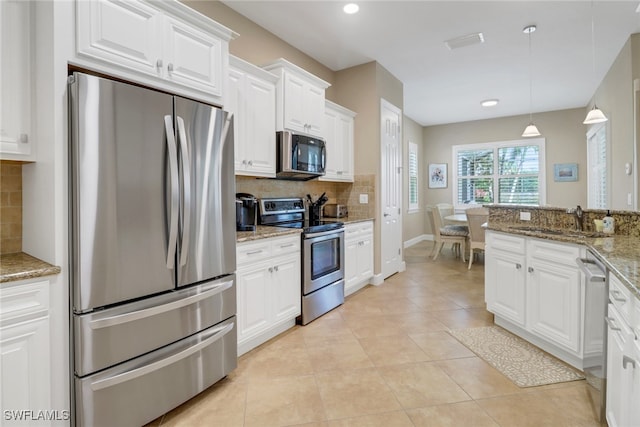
left=485, top=230, right=586, bottom=369
left=0, top=278, right=51, bottom=425
left=344, top=221, right=374, bottom=297
left=236, top=234, right=301, bottom=355
left=605, top=274, right=640, bottom=427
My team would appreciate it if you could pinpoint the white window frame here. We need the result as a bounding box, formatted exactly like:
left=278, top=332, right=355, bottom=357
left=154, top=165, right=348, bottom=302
left=408, top=141, right=419, bottom=213
left=452, top=138, right=546, bottom=210
left=586, top=122, right=610, bottom=209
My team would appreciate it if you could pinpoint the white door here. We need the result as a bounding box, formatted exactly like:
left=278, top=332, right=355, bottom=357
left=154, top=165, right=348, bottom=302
left=380, top=99, right=403, bottom=279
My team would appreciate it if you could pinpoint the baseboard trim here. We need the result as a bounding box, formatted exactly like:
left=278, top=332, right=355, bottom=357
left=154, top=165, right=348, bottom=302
left=404, top=234, right=433, bottom=248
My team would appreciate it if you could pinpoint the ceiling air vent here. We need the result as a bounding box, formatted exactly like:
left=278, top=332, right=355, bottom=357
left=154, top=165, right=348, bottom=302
left=444, top=32, right=485, bottom=50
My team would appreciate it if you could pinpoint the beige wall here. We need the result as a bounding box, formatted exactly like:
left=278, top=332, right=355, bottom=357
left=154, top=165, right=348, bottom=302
left=591, top=35, right=635, bottom=210
left=422, top=108, right=587, bottom=233
left=403, top=117, right=426, bottom=243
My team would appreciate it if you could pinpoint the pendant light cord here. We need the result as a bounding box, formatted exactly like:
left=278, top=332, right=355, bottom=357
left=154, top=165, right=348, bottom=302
left=528, top=28, right=533, bottom=123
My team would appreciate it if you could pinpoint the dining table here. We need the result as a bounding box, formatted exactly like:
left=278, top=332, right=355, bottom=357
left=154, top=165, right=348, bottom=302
left=444, top=213, right=469, bottom=225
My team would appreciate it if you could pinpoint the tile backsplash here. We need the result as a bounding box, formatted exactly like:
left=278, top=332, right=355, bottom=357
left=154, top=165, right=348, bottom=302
left=0, top=161, right=23, bottom=254
left=235, top=174, right=376, bottom=219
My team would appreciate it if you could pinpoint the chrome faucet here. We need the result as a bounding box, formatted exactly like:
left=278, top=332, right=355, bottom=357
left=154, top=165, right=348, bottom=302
left=567, top=205, right=584, bottom=231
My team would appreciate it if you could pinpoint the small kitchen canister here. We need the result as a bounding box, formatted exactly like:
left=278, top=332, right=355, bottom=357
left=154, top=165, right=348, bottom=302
left=602, top=210, right=615, bottom=234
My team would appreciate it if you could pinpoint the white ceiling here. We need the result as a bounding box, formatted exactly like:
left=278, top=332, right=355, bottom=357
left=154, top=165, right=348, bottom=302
left=221, top=0, right=640, bottom=126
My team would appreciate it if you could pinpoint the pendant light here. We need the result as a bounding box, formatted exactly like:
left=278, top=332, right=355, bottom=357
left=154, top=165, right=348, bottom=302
left=583, top=1, right=608, bottom=124
left=522, top=25, right=541, bottom=138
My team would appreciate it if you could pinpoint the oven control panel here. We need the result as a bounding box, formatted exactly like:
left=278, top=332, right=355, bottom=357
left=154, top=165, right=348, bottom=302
left=259, top=198, right=305, bottom=215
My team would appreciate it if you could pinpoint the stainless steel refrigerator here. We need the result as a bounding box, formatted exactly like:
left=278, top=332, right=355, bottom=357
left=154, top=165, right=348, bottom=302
left=68, top=72, right=237, bottom=427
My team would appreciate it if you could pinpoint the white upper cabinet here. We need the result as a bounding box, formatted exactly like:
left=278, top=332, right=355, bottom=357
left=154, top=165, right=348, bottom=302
left=320, top=100, right=355, bottom=182
left=228, top=56, right=277, bottom=177
left=0, top=0, right=34, bottom=161
left=74, top=0, right=236, bottom=105
left=263, top=58, right=330, bottom=138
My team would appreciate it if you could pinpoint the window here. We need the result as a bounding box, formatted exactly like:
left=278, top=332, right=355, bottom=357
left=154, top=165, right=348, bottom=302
left=452, top=138, right=545, bottom=208
left=408, top=142, right=419, bottom=212
left=587, top=123, right=608, bottom=209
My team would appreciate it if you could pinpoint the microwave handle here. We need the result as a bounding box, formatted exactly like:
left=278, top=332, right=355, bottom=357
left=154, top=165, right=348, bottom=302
left=321, top=144, right=326, bottom=170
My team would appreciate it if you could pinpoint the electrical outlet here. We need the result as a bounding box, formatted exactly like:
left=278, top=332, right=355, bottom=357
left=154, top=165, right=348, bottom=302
left=520, top=211, right=531, bottom=221
left=359, top=194, right=368, bottom=204
left=628, top=193, right=633, bottom=206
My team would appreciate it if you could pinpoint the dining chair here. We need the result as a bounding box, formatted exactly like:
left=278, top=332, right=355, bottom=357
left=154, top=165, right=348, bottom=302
left=465, top=206, right=489, bottom=269
left=436, top=203, right=456, bottom=225
left=427, top=206, right=468, bottom=262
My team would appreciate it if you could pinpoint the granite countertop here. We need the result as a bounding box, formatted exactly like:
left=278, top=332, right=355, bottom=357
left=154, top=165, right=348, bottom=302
left=487, top=223, right=640, bottom=300
left=236, top=216, right=374, bottom=243
left=0, top=252, right=61, bottom=283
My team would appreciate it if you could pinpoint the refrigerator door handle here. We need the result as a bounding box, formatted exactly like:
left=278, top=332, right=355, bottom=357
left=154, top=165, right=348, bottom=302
left=90, top=321, right=234, bottom=391
left=176, top=116, right=191, bottom=267
left=88, top=279, right=234, bottom=329
left=165, top=115, right=179, bottom=269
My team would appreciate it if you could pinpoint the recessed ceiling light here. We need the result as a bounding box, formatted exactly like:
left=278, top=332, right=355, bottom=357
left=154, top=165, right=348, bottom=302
left=343, top=3, right=359, bottom=14
left=481, top=99, right=499, bottom=107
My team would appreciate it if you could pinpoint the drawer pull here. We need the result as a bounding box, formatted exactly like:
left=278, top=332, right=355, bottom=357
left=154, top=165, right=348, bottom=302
left=246, top=250, right=263, bottom=256
left=279, top=243, right=295, bottom=248
left=611, top=290, right=627, bottom=303
left=605, top=316, right=622, bottom=332
left=515, top=263, right=522, bottom=270
left=528, top=267, right=534, bottom=273
left=623, top=355, right=637, bottom=370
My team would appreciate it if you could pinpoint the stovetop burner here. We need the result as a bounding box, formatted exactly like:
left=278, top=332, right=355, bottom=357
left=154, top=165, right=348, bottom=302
left=258, top=197, right=344, bottom=233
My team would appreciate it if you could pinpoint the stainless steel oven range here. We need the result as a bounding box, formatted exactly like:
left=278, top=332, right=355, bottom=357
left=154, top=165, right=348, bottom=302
left=258, top=197, right=345, bottom=324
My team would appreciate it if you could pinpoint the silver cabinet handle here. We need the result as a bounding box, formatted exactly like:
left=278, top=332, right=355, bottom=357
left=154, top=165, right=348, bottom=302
left=516, top=263, right=522, bottom=270
left=91, top=322, right=233, bottom=391
left=623, top=355, right=637, bottom=370
left=274, top=266, right=279, bottom=272
left=611, top=290, right=627, bottom=303
left=176, top=116, right=191, bottom=267
left=528, top=267, right=534, bottom=273
left=156, top=59, right=163, bottom=69
left=164, top=115, right=179, bottom=269
left=605, top=316, right=622, bottom=332
left=167, top=63, right=174, bottom=73
left=246, top=250, right=263, bottom=256
left=268, top=267, right=273, bottom=273
left=248, top=160, right=253, bottom=166
left=280, top=243, right=294, bottom=248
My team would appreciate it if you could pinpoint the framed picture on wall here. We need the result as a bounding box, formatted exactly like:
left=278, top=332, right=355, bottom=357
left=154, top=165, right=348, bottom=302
left=428, top=163, right=447, bottom=188
left=554, top=163, right=578, bottom=182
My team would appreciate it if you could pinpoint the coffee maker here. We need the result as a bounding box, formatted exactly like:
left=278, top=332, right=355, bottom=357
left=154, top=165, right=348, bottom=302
left=236, top=193, right=258, bottom=231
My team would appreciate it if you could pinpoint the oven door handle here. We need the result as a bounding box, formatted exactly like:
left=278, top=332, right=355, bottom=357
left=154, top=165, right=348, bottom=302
left=305, top=228, right=344, bottom=239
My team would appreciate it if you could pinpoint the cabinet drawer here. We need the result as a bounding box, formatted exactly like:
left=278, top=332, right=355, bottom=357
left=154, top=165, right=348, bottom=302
left=237, top=240, right=271, bottom=266
left=609, top=273, right=632, bottom=325
left=270, top=235, right=301, bottom=257
left=527, top=238, right=581, bottom=266
left=487, top=231, right=525, bottom=254
left=0, top=279, right=49, bottom=324
left=345, top=221, right=373, bottom=240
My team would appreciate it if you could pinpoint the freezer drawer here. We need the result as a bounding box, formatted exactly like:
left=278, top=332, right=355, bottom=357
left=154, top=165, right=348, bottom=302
left=74, top=276, right=236, bottom=376
left=74, top=316, right=237, bottom=427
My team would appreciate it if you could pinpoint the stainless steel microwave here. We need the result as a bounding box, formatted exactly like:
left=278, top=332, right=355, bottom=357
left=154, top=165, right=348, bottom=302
left=276, top=131, right=326, bottom=181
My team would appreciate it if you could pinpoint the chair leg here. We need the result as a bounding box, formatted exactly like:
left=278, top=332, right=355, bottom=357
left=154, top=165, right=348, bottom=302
left=433, top=242, right=444, bottom=260
left=468, top=248, right=473, bottom=269
left=460, top=240, right=466, bottom=263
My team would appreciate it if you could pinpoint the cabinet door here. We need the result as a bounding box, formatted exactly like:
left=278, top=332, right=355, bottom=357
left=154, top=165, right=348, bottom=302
left=237, top=261, right=271, bottom=343
left=357, top=235, right=374, bottom=282
left=243, top=74, right=276, bottom=176
left=344, top=238, right=360, bottom=293
left=606, top=304, right=631, bottom=427
left=527, top=259, right=581, bottom=353
left=336, top=113, right=354, bottom=181
left=486, top=248, right=526, bottom=327
left=76, top=0, right=162, bottom=76
left=272, top=255, right=301, bottom=323
left=163, top=16, right=223, bottom=96
left=227, top=67, right=246, bottom=173
left=282, top=73, right=306, bottom=133
left=322, top=108, right=339, bottom=179
left=0, top=0, right=32, bottom=159
left=0, top=315, right=51, bottom=417
left=304, top=84, right=325, bottom=137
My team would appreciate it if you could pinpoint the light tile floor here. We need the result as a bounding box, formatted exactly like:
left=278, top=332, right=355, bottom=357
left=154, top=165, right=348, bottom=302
left=147, top=241, right=604, bottom=427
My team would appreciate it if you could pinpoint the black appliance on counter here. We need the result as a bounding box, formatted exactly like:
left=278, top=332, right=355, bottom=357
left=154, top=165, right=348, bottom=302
left=258, top=197, right=344, bottom=324
left=236, top=193, right=258, bottom=231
